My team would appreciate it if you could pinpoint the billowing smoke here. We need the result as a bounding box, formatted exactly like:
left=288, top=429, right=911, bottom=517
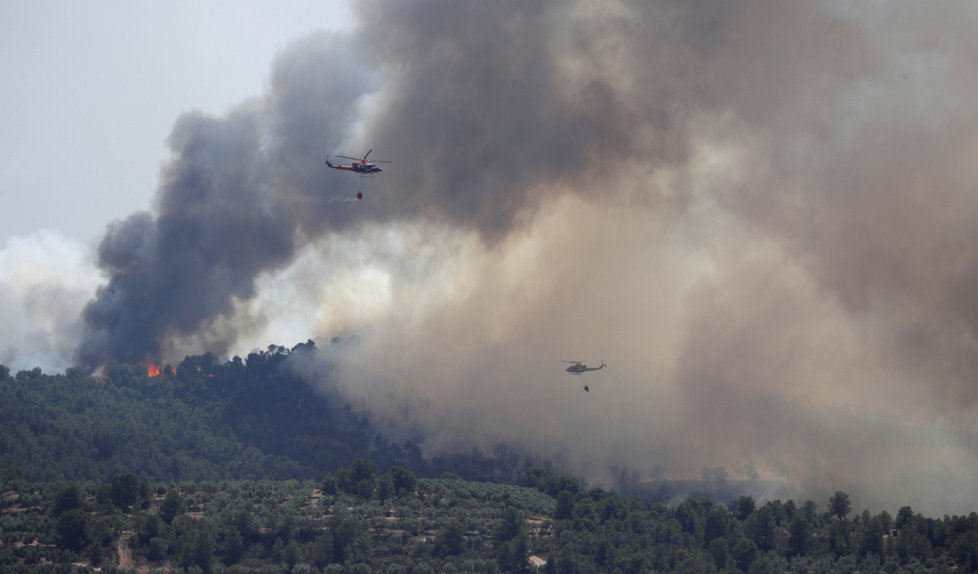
left=76, top=33, right=373, bottom=366
left=72, top=1, right=978, bottom=514
left=1, top=230, right=101, bottom=372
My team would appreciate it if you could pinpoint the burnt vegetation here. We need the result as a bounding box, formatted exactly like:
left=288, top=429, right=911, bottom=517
left=2, top=346, right=978, bottom=572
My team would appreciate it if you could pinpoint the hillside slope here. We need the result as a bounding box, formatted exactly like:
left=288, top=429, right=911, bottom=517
left=0, top=342, right=536, bottom=486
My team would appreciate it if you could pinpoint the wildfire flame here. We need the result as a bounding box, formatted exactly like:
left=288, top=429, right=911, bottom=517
left=146, top=363, right=162, bottom=378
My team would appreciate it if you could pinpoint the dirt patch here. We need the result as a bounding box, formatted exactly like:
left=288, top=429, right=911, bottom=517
left=116, top=531, right=135, bottom=571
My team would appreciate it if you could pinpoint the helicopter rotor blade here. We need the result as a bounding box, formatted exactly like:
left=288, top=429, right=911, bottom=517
left=363, top=148, right=373, bottom=161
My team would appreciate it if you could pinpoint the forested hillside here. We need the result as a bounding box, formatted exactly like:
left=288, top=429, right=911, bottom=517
left=4, top=344, right=978, bottom=572
left=0, top=341, right=768, bottom=504
left=0, top=342, right=524, bottom=485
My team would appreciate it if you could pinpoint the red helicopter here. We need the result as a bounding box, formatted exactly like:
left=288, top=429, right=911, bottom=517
left=325, top=149, right=392, bottom=174
left=325, top=149, right=391, bottom=200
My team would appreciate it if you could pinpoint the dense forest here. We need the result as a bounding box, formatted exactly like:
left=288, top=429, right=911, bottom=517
left=3, top=343, right=978, bottom=572
left=3, top=464, right=978, bottom=572
left=0, top=342, right=526, bottom=485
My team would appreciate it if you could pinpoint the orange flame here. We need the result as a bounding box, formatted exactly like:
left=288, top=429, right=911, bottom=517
left=146, top=363, right=162, bottom=378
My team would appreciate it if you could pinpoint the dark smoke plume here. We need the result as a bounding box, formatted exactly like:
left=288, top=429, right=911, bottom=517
left=77, top=2, right=686, bottom=365
left=77, top=34, right=372, bottom=366
left=74, top=1, right=978, bottom=514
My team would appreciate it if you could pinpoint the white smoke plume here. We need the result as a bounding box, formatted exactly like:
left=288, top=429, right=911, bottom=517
left=0, top=230, right=101, bottom=372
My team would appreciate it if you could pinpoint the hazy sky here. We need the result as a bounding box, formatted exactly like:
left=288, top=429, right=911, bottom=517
left=0, top=0, right=350, bottom=244
left=4, top=1, right=978, bottom=516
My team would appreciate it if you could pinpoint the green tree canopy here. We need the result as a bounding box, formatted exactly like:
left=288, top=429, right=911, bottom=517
left=51, top=483, right=84, bottom=517
left=110, top=473, right=141, bottom=511
left=829, top=491, right=851, bottom=520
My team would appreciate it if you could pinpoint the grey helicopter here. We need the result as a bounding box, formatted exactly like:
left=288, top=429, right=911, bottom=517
left=561, top=360, right=606, bottom=392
